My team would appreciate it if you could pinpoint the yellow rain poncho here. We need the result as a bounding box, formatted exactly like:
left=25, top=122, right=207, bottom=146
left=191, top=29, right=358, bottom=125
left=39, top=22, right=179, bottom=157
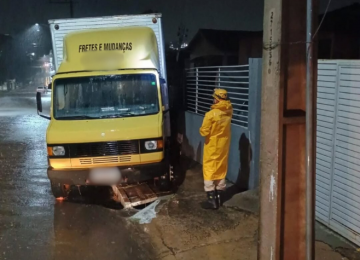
left=199, top=99, right=233, bottom=181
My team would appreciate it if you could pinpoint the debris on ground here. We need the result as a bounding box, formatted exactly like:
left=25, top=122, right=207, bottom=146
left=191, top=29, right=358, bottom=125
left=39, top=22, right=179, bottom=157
left=130, top=200, right=161, bottom=224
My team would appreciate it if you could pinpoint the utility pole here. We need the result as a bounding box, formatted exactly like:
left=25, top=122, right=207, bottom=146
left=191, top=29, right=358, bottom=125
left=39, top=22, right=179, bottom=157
left=49, top=0, right=74, bottom=18
left=169, top=24, right=188, bottom=62
left=175, top=23, right=189, bottom=62
left=258, top=0, right=318, bottom=259
left=176, top=24, right=188, bottom=62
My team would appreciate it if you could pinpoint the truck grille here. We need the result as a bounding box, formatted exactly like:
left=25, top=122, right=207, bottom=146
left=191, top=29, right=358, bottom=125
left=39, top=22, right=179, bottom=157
left=69, top=141, right=139, bottom=158
left=79, top=155, right=132, bottom=165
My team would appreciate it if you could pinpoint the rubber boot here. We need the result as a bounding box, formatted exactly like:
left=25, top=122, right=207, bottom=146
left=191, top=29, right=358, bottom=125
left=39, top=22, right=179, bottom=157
left=216, top=190, right=224, bottom=207
left=200, top=191, right=219, bottom=209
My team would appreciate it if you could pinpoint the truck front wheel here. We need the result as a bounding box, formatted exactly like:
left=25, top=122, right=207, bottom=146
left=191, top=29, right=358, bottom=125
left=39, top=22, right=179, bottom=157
left=50, top=182, right=70, bottom=199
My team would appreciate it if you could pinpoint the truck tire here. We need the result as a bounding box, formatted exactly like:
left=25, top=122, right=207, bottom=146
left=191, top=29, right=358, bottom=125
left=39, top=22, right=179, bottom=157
left=50, top=182, right=70, bottom=199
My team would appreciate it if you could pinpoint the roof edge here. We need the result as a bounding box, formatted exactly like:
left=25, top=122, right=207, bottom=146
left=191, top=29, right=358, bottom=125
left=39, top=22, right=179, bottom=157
left=49, top=13, right=162, bottom=24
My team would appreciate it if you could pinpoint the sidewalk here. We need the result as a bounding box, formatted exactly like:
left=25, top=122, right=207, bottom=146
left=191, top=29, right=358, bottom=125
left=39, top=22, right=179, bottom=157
left=223, top=187, right=359, bottom=260
left=131, top=163, right=258, bottom=260
left=128, top=160, right=355, bottom=260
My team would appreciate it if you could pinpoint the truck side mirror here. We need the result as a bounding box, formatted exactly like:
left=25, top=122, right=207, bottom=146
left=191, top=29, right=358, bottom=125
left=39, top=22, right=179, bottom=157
left=36, top=92, right=51, bottom=120
left=160, top=78, right=169, bottom=114
left=36, top=92, right=43, bottom=113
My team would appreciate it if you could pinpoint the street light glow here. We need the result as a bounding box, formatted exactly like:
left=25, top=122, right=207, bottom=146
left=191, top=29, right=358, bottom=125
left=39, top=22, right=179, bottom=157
left=34, top=24, right=40, bottom=31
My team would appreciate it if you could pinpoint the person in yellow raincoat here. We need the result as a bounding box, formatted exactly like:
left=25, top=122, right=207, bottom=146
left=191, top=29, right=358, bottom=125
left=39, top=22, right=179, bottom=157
left=199, top=88, right=233, bottom=209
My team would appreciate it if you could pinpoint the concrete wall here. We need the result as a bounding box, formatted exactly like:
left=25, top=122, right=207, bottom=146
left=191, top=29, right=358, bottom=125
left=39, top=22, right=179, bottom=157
left=182, top=59, right=262, bottom=190
left=247, top=59, right=262, bottom=188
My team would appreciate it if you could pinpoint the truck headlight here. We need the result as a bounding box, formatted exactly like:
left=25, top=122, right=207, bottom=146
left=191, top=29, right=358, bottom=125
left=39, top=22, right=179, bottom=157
left=145, top=141, right=157, bottom=150
left=142, top=139, right=163, bottom=152
left=52, top=146, right=65, bottom=156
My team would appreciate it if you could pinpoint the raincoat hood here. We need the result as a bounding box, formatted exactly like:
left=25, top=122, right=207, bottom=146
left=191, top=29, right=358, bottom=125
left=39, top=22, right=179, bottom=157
left=211, top=100, right=233, bottom=114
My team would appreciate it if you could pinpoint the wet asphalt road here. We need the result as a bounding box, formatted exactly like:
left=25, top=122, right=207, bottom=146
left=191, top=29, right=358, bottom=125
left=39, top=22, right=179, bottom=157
left=0, top=87, right=155, bottom=260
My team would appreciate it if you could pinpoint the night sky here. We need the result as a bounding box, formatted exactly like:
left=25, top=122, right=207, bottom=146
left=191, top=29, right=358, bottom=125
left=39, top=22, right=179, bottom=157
left=1, top=0, right=360, bottom=43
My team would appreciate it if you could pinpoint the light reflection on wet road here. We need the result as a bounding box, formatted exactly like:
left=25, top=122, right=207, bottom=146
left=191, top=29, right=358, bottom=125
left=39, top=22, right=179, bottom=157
left=0, top=88, right=155, bottom=260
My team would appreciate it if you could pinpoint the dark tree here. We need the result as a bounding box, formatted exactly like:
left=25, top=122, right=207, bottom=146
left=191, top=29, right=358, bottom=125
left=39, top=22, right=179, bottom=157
left=0, top=34, right=13, bottom=82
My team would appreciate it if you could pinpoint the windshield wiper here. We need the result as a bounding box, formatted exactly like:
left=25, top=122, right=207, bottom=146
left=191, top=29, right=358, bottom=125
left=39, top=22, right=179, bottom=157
left=100, top=112, right=136, bottom=119
left=119, top=112, right=135, bottom=116
left=99, top=115, right=124, bottom=119
left=57, top=115, right=97, bottom=120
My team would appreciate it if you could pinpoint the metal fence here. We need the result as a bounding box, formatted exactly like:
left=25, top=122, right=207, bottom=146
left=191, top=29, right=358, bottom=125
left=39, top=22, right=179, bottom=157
left=185, top=65, right=250, bottom=128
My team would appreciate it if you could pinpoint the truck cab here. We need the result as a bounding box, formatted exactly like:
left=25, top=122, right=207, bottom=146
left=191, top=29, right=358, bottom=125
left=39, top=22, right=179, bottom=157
left=36, top=25, right=171, bottom=199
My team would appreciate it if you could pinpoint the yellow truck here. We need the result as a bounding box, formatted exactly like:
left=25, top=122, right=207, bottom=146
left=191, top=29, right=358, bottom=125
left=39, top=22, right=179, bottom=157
left=36, top=14, right=172, bottom=199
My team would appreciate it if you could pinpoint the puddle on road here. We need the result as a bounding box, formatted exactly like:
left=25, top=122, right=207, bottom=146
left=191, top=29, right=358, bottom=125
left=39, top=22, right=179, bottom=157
left=0, top=94, right=51, bottom=117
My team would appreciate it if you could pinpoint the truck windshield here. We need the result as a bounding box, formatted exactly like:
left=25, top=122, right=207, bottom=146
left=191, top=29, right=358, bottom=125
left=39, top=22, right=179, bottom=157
left=53, top=74, right=159, bottom=120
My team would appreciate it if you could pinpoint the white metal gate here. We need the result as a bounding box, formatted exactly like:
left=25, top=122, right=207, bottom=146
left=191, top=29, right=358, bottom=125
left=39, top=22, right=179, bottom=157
left=316, top=60, right=360, bottom=245
left=183, top=59, right=262, bottom=187
left=185, top=65, right=250, bottom=128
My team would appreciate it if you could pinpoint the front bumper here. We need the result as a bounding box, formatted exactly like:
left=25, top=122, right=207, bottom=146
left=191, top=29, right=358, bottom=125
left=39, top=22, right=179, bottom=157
left=47, top=161, right=167, bottom=185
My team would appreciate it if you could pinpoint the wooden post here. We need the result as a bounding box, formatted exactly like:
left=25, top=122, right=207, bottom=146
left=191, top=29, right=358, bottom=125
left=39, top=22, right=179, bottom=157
left=258, top=0, right=318, bottom=259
